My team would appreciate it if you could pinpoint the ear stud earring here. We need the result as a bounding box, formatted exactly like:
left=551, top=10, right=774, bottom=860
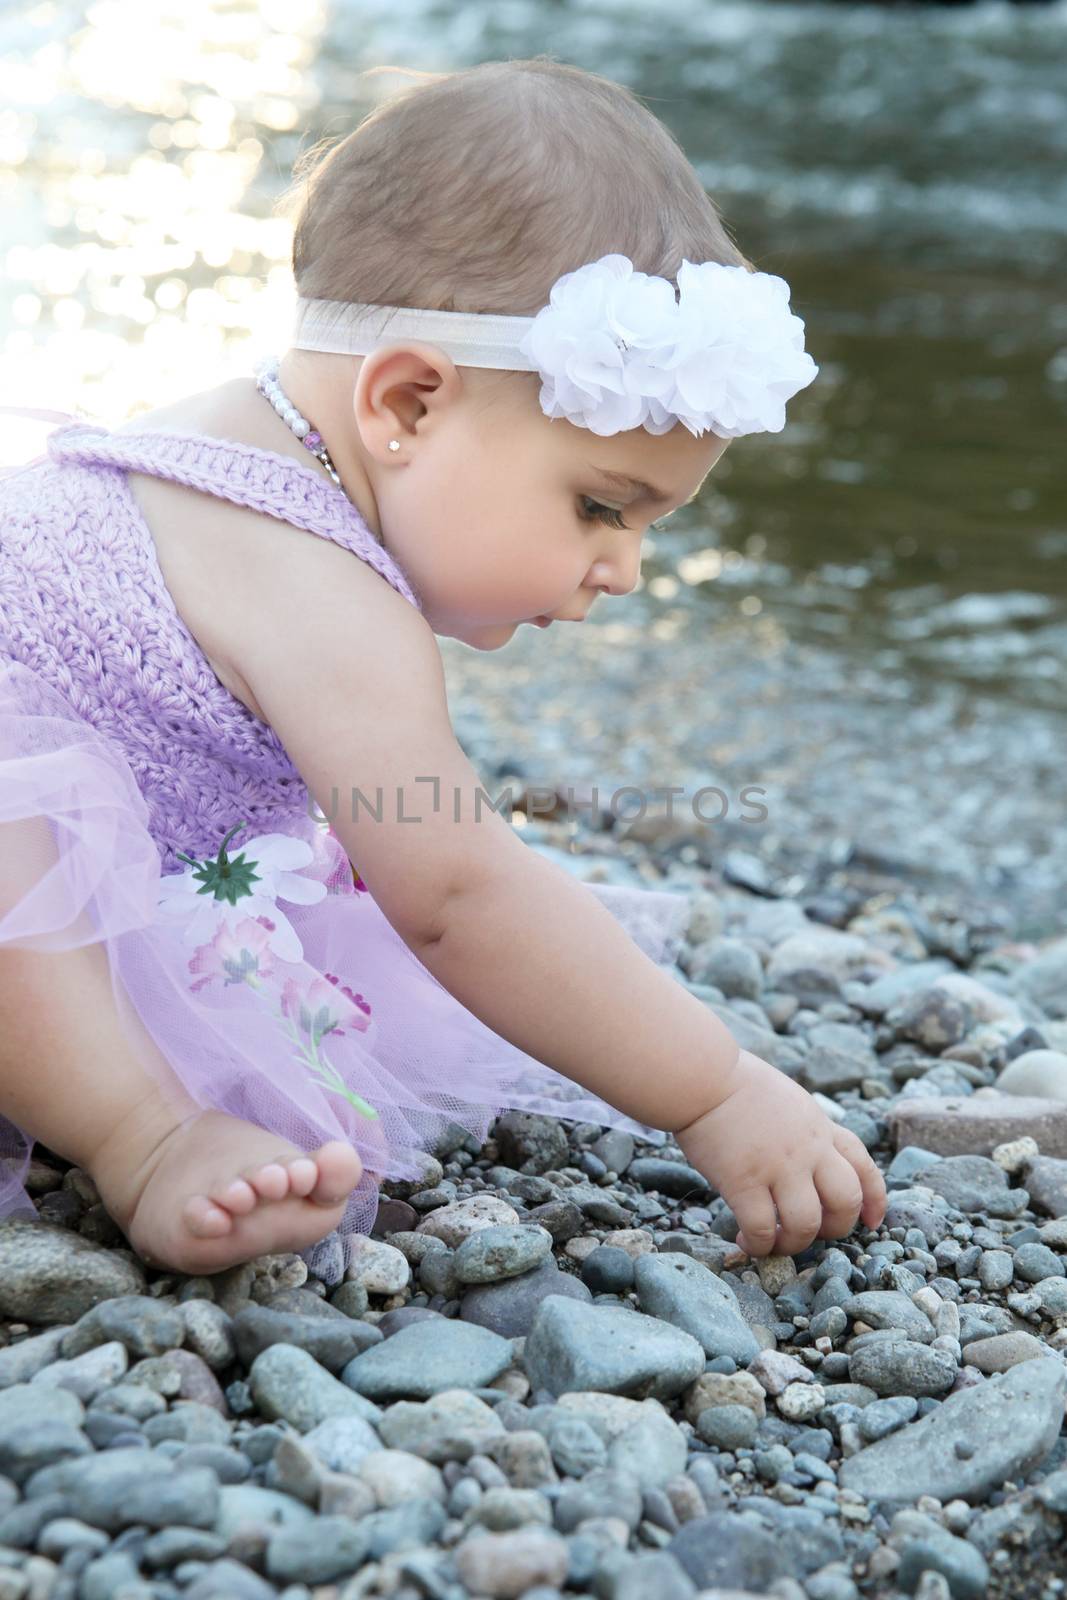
left=387, top=439, right=400, bottom=452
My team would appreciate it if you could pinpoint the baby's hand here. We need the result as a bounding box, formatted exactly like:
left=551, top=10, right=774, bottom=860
left=675, top=1049, right=887, bottom=1258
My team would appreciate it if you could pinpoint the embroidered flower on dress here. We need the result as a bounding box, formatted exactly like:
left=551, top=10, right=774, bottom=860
left=187, top=915, right=276, bottom=993
left=164, top=821, right=378, bottom=1121
left=158, top=822, right=327, bottom=962
left=516, top=253, right=818, bottom=439
left=278, top=974, right=377, bottom=1119
left=280, top=973, right=372, bottom=1041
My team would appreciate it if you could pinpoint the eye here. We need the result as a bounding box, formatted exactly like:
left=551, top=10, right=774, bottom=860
left=578, top=495, right=630, bottom=530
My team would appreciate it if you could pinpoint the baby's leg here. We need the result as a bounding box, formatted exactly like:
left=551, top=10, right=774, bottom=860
left=0, top=936, right=363, bottom=1274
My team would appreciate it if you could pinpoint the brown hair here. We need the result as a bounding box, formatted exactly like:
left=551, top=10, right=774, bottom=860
left=274, top=56, right=752, bottom=324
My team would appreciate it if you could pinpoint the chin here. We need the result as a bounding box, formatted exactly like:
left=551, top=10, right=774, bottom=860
left=447, top=621, right=519, bottom=652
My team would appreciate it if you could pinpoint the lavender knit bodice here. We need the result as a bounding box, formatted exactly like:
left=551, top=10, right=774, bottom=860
left=0, top=422, right=423, bottom=870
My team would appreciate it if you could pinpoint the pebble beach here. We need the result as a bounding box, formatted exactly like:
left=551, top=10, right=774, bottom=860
left=2, top=794, right=1067, bottom=1600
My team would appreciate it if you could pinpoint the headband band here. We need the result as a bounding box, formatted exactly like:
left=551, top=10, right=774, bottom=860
left=292, top=300, right=542, bottom=373
left=290, top=253, right=819, bottom=439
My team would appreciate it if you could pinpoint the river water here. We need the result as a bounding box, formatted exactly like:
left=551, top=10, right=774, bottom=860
left=3, top=0, right=1065, bottom=935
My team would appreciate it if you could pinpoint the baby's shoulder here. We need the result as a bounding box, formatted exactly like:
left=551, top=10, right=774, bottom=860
left=114, top=382, right=425, bottom=724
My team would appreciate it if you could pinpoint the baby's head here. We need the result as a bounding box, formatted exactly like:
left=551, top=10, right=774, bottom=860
left=273, top=58, right=791, bottom=651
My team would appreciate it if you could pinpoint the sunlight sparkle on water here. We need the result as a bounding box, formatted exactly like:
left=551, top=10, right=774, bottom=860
left=1, top=0, right=327, bottom=449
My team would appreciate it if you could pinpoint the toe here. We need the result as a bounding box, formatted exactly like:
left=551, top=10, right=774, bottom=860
left=247, top=1162, right=290, bottom=1202
left=286, top=1157, right=318, bottom=1198
left=213, top=1176, right=258, bottom=1215
left=183, top=1195, right=234, bottom=1238
left=310, top=1140, right=362, bottom=1207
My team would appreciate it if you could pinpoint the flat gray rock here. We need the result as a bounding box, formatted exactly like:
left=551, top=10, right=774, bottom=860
left=848, top=1339, right=958, bottom=1398
left=61, top=1296, right=184, bottom=1360
left=524, top=1295, right=705, bottom=1400
left=302, top=1414, right=383, bottom=1474
left=453, top=1224, right=553, bottom=1285
left=341, top=1318, right=512, bottom=1400
left=460, top=1259, right=591, bottom=1338
left=1023, top=1156, right=1067, bottom=1218
left=214, top=1485, right=316, bottom=1541
left=232, top=1306, right=380, bottom=1374
left=249, top=1344, right=378, bottom=1431
left=918, top=1155, right=1029, bottom=1218
left=842, top=1291, right=936, bottom=1344
left=839, top=1356, right=1067, bottom=1506
left=670, top=1510, right=801, bottom=1588
left=633, top=1253, right=760, bottom=1364
left=0, top=1221, right=145, bottom=1323
left=0, top=1326, right=68, bottom=1389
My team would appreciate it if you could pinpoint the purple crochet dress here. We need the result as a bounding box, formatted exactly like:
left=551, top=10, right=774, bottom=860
left=0, top=414, right=690, bottom=1278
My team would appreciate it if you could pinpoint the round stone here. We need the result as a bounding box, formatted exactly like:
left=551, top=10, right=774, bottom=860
left=695, top=1403, right=758, bottom=1449
left=581, top=1248, right=635, bottom=1295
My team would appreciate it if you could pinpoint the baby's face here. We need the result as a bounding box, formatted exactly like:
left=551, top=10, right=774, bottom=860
left=373, top=364, right=730, bottom=651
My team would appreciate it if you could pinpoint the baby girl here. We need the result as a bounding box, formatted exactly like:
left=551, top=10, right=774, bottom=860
left=0, top=56, right=885, bottom=1281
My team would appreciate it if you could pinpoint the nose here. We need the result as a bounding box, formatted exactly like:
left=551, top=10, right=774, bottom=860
left=589, top=545, right=642, bottom=598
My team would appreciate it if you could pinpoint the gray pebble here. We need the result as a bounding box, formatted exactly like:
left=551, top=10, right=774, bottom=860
left=581, top=1248, right=634, bottom=1295
left=249, top=1344, right=380, bottom=1431
left=460, top=1260, right=592, bottom=1339
left=1013, top=1242, right=1065, bottom=1283
left=184, top=1557, right=279, bottom=1599
left=178, top=1301, right=236, bottom=1372
left=0, top=1327, right=69, bottom=1389
left=897, top=1529, right=990, bottom=1600
left=0, top=1222, right=146, bottom=1323
left=342, top=1317, right=512, bottom=1400
left=848, top=1340, right=957, bottom=1398
left=545, top=1415, right=607, bottom=1477
left=454, top=1225, right=552, bottom=1285
left=213, top=1484, right=316, bottom=1541
left=60, top=1296, right=184, bottom=1361
left=31, top=1340, right=128, bottom=1403
left=555, top=1467, right=643, bottom=1533
left=920, top=1155, right=1028, bottom=1218
left=37, top=1517, right=110, bottom=1560
left=525, top=1295, right=705, bottom=1401
left=0, top=1421, right=92, bottom=1486
left=302, top=1414, right=382, bottom=1475
left=976, top=1251, right=1014, bottom=1292
left=232, top=1305, right=380, bottom=1373
left=843, top=1291, right=937, bottom=1344
left=856, top=1395, right=920, bottom=1442
left=634, top=1254, right=759, bottom=1364
left=626, top=1159, right=710, bottom=1199
left=79, top=1551, right=142, bottom=1600
left=142, top=1527, right=227, bottom=1568
left=695, top=1403, right=758, bottom=1449
left=265, top=1513, right=370, bottom=1584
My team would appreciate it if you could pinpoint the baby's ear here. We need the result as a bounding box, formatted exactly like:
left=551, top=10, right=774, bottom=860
left=354, top=341, right=462, bottom=454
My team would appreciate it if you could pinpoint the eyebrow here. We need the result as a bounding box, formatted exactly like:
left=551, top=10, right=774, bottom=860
left=587, top=464, right=701, bottom=508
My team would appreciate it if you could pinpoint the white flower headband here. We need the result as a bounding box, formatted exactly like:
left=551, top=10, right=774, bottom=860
left=290, top=252, right=818, bottom=439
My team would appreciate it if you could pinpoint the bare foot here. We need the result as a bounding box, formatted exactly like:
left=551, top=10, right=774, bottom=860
left=91, top=1100, right=363, bottom=1275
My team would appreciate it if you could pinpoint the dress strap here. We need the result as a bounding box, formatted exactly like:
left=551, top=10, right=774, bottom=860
left=44, top=422, right=423, bottom=612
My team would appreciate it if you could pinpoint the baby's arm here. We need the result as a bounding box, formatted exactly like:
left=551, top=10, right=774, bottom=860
left=232, top=538, right=737, bottom=1130
left=228, top=529, right=885, bottom=1254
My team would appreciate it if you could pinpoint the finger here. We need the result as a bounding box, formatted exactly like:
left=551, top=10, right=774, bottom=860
left=832, top=1126, right=888, bottom=1228
left=731, top=1186, right=780, bottom=1258
left=812, top=1153, right=864, bottom=1241
left=769, top=1177, right=825, bottom=1257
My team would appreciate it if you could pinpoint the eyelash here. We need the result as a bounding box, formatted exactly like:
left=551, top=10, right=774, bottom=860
left=579, top=495, right=630, bottom=530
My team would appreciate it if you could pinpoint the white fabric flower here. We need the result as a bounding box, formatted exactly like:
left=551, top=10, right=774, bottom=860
left=158, top=831, right=327, bottom=963
left=517, top=253, right=818, bottom=439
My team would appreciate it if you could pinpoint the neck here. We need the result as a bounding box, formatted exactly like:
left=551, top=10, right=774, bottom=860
left=274, top=350, right=384, bottom=541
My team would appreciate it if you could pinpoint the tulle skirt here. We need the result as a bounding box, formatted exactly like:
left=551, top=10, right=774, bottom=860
left=0, top=660, right=692, bottom=1280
